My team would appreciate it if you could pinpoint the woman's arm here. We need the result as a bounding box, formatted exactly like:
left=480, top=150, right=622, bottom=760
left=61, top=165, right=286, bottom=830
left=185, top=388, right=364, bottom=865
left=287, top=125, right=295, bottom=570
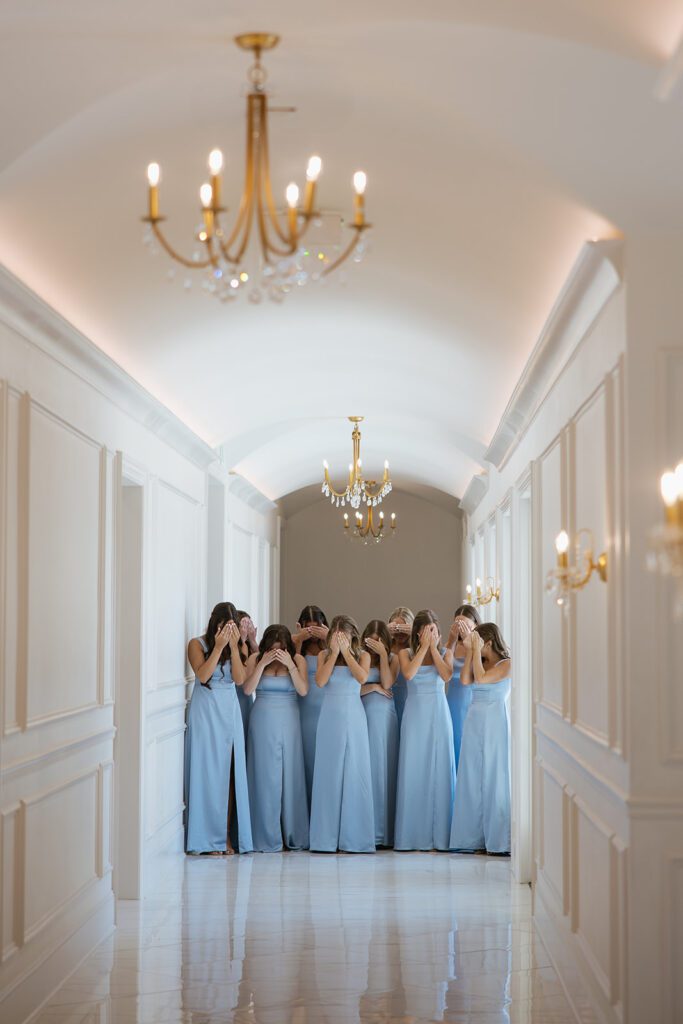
left=360, top=682, right=392, bottom=698
left=188, top=625, right=230, bottom=684
left=399, top=627, right=430, bottom=679
left=242, top=652, right=265, bottom=696
left=228, top=623, right=247, bottom=685
left=460, top=633, right=474, bottom=684
left=471, top=634, right=512, bottom=683
left=273, top=650, right=309, bottom=696
left=315, top=634, right=340, bottom=687
left=430, top=633, right=454, bottom=683
left=340, top=634, right=369, bottom=684
left=365, top=638, right=393, bottom=690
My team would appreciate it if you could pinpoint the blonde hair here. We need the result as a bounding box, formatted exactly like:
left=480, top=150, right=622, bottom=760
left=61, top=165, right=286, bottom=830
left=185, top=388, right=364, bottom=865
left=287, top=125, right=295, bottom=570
left=389, top=606, right=414, bottom=626
left=326, top=614, right=362, bottom=661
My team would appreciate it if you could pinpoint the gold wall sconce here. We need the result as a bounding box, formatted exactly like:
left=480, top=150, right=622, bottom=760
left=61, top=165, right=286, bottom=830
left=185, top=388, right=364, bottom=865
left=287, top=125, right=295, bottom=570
left=464, top=577, right=500, bottom=608
left=545, top=528, right=608, bottom=607
left=647, top=463, right=683, bottom=614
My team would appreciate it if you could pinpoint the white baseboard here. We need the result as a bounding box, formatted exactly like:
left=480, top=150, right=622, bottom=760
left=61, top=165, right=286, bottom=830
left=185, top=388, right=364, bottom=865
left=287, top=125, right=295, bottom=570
left=2, top=893, right=115, bottom=1024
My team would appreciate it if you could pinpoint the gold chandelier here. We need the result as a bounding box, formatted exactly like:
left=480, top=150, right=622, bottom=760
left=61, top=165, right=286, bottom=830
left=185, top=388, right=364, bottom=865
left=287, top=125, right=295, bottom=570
left=322, top=417, right=392, bottom=510
left=142, top=32, right=371, bottom=304
left=343, top=488, right=397, bottom=544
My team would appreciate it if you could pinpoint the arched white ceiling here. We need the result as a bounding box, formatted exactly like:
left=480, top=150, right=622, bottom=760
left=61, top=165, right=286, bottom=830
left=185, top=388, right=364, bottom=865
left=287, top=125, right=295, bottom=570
left=1, top=1, right=682, bottom=501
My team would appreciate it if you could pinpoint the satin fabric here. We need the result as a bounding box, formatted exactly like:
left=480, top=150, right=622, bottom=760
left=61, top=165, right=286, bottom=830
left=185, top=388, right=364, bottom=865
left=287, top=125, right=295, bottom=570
left=446, top=657, right=472, bottom=770
left=184, top=638, right=253, bottom=853
left=298, top=653, right=326, bottom=806
left=361, top=667, right=399, bottom=847
left=247, top=673, right=309, bottom=852
left=309, top=665, right=375, bottom=853
left=394, top=664, right=455, bottom=851
left=450, top=677, right=511, bottom=854
left=392, top=671, right=407, bottom=729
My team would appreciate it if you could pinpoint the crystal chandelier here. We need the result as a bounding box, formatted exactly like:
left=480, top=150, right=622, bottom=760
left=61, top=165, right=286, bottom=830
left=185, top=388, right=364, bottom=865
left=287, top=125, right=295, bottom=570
left=322, top=417, right=392, bottom=510
left=343, top=492, right=397, bottom=545
left=142, top=32, right=371, bottom=304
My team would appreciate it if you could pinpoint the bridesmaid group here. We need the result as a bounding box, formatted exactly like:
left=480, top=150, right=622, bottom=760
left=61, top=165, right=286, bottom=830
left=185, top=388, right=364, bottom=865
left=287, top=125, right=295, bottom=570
left=184, top=600, right=512, bottom=856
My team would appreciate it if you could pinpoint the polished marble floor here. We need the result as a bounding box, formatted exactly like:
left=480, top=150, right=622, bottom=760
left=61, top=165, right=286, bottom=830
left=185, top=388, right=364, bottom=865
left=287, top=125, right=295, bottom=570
left=35, top=852, right=575, bottom=1023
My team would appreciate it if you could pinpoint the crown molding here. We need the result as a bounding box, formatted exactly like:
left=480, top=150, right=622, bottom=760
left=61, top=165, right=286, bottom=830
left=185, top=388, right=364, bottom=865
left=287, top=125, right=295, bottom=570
left=227, top=471, right=278, bottom=514
left=0, top=263, right=217, bottom=470
left=459, top=472, right=489, bottom=516
left=484, top=239, right=623, bottom=471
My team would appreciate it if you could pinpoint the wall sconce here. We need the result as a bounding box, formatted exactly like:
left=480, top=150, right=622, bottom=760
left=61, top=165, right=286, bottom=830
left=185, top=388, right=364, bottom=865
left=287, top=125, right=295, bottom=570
left=647, top=462, right=683, bottom=614
left=464, top=577, right=500, bottom=608
left=545, top=528, right=608, bottom=607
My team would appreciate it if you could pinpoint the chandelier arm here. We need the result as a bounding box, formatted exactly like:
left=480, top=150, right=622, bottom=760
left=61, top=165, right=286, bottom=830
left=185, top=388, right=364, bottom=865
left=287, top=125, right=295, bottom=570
left=325, top=483, right=352, bottom=500
left=321, top=227, right=366, bottom=276
left=256, top=95, right=295, bottom=249
left=151, top=222, right=212, bottom=269
left=214, top=199, right=251, bottom=263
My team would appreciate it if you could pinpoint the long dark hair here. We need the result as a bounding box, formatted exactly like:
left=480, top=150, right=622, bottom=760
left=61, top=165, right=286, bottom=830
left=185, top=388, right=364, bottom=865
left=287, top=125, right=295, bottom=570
left=297, top=604, right=328, bottom=655
left=361, top=619, right=392, bottom=666
left=203, top=601, right=239, bottom=674
left=454, top=603, right=480, bottom=625
left=410, top=609, right=441, bottom=654
left=257, top=624, right=295, bottom=664
left=236, top=609, right=251, bottom=664
left=476, top=623, right=511, bottom=662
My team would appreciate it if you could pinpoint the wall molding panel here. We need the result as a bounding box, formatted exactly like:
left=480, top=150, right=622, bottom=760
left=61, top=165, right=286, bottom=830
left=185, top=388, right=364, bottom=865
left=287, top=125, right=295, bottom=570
left=466, top=284, right=628, bottom=1024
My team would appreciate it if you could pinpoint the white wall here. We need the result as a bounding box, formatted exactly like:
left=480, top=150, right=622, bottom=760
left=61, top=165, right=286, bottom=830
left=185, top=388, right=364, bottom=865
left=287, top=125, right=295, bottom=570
left=281, top=490, right=464, bottom=635
left=0, top=269, right=279, bottom=1023
left=464, top=242, right=628, bottom=1024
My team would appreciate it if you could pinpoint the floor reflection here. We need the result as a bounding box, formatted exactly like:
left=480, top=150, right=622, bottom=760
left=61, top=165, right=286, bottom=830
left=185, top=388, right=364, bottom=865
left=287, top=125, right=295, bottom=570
left=36, top=852, right=573, bottom=1023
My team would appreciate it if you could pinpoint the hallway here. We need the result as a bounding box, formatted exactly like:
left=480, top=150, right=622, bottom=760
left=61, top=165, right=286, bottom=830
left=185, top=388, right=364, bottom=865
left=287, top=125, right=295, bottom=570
left=35, top=853, right=571, bottom=1024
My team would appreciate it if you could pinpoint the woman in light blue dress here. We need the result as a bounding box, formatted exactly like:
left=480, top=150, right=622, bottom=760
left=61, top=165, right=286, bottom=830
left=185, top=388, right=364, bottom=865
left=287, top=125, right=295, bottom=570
left=394, top=610, right=455, bottom=852
left=185, top=602, right=253, bottom=854
left=292, top=605, right=329, bottom=805
left=309, top=615, right=375, bottom=853
left=360, top=620, right=400, bottom=848
left=445, top=604, right=480, bottom=769
left=244, top=625, right=310, bottom=852
left=236, top=610, right=258, bottom=739
left=450, top=623, right=512, bottom=854
left=387, top=607, right=413, bottom=730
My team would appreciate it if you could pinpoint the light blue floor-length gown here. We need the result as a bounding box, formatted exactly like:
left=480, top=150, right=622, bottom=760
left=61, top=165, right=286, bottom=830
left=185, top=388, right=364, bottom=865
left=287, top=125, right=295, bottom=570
left=309, top=665, right=375, bottom=853
left=450, top=676, right=511, bottom=853
left=246, top=672, right=309, bottom=852
left=184, top=638, right=253, bottom=853
left=394, top=663, right=456, bottom=851
left=298, top=653, right=326, bottom=806
left=446, top=657, right=472, bottom=770
left=392, top=669, right=407, bottom=729
left=361, top=667, right=399, bottom=847
left=236, top=684, right=253, bottom=740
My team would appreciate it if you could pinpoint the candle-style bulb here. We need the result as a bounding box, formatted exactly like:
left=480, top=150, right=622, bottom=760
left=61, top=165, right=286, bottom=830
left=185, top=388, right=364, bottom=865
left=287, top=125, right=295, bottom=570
left=200, top=183, right=213, bottom=208
left=384, top=459, right=389, bottom=469
left=555, top=530, right=570, bottom=555
left=147, top=162, right=160, bottom=186
left=208, top=149, right=223, bottom=174
left=286, top=182, right=299, bottom=208
left=391, top=512, right=396, bottom=520
left=379, top=511, right=384, bottom=519
left=306, top=155, right=322, bottom=182
left=323, top=459, right=329, bottom=470
left=661, top=471, right=678, bottom=506
left=476, top=577, right=482, bottom=588
left=353, top=170, right=367, bottom=195
left=675, top=461, right=683, bottom=498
